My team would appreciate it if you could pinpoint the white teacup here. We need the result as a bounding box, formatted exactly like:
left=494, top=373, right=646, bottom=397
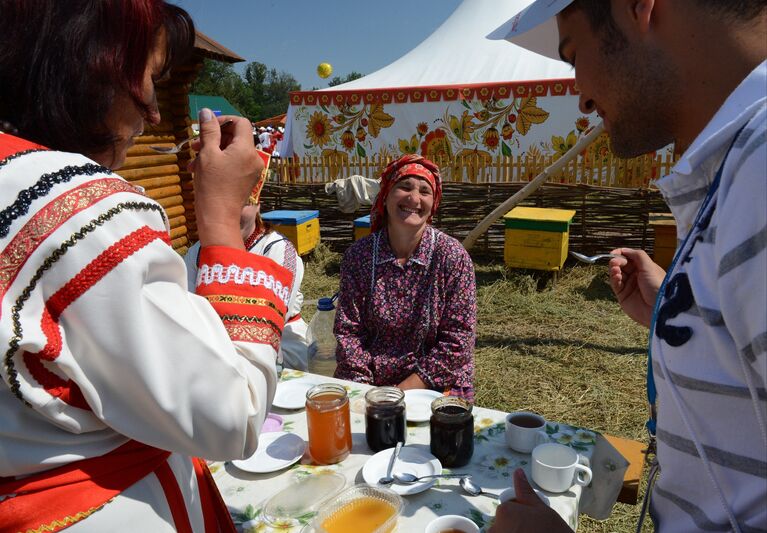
left=531, top=443, right=592, bottom=493
left=505, top=411, right=548, bottom=453
left=499, top=485, right=551, bottom=507
left=424, top=514, right=479, bottom=533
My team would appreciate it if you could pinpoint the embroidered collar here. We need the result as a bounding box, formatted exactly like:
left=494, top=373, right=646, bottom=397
left=374, top=226, right=435, bottom=267
left=244, top=228, right=266, bottom=251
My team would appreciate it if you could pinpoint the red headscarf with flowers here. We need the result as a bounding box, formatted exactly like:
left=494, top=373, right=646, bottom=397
left=370, top=154, right=442, bottom=232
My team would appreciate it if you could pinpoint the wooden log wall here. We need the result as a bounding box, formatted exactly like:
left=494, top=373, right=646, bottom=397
left=115, top=58, right=202, bottom=256
left=258, top=182, right=670, bottom=259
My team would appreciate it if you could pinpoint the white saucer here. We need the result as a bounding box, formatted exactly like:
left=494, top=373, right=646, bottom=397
left=273, top=377, right=321, bottom=410
left=404, top=389, right=443, bottom=423
left=362, top=445, right=442, bottom=496
left=231, top=431, right=306, bottom=474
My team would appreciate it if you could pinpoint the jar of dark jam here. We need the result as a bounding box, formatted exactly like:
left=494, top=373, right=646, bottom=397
left=430, top=396, right=474, bottom=467
left=365, top=386, right=406, bottom=452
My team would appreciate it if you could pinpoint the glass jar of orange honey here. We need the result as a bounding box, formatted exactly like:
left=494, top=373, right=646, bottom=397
left=306, top=383, right=353, bottom=464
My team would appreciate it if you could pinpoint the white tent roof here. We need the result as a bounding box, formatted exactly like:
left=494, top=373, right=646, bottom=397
left=324, top=0, right=572, bottom=91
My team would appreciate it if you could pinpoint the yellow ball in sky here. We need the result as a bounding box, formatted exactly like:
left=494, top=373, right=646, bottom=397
left=317, top=62, right=333, bottom=79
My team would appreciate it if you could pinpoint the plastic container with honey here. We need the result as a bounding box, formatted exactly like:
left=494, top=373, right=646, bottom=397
left=313, top=484, right=403, bottom=533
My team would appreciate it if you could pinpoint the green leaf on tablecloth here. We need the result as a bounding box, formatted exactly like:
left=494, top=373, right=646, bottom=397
left=297, top=512, right=318, bottom=524
left=474, top=434, right=489, bottom=442
left=429, top=502, right=443, bottom=511
left=571, top=443, right=589, bottom=452
left=235, top=504, right=259, bottom=522
left=282, top=421, right=294, bottom=432
left=468, top=510, right=486, bottom=528
left=545, top=423, right=559, bottom=435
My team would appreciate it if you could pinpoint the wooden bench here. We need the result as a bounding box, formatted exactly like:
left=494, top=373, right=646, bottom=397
left=604, top=434, right=648, bottom=505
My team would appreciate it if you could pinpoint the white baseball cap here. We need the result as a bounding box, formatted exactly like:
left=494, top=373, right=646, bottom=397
left=487, top=0, right=576, bottom=60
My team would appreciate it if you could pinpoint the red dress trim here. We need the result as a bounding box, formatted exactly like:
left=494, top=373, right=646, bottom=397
left=0, top=440, right=170, bottom=533
left=0, top=133, right=47, bottom=160
left=0, top=178, right=140, bottom=303
left=196, top=246, right=294, bottom=343
left=155, top=460, right=194, bottom=533
left=24, top=227, right=170, bottom=409
left=193, top=458, right=238, bottom=533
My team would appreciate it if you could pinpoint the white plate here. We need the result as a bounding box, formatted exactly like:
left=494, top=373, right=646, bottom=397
left=231, top=432, right=306, bottom=474
left=404, top=389, right=443, bottom=423
left=272, top=377, right=321, bottom=410
left=362, top=445, right=442, bottom=496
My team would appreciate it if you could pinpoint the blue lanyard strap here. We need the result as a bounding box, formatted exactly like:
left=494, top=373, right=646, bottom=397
left=645, top=125, right=745, bottom=436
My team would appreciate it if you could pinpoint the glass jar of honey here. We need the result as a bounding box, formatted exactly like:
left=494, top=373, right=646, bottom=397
left=429, top=396, right=474, bottom=467
left=306, top=383, right=352, bottom=464
left=364, top=387, right=406, bottom=452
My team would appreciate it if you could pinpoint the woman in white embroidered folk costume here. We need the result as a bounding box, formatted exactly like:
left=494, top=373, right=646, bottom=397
left=185, top=176, right=310, bottom=371
left=0, top=1, right=289, bottom=531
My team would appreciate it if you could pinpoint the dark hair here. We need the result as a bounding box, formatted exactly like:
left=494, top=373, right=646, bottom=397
left=565, top=0, right=628, bottom=54
left=0, top=0, right=195, bottom=156
left=571, top=0, right=766, bottom=31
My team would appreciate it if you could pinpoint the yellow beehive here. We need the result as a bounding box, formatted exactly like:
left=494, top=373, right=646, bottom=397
left=261, top=210, right=320, bottom=256
left=353, top=215, right=371, bottom=241
left=650, top=213, right=677, bottom=270
left=503, top=207, right=576, bottom=271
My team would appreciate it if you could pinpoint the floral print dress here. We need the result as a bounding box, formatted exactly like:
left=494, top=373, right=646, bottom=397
left=334, top=226, right=477, bottom=400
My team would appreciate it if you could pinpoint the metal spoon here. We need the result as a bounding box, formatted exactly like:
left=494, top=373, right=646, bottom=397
left=459, top=476, right=500, bottom=499
left=378, top=441, right=403, bottom=486
left=393, top=472, right=466, bottom=484
left=569, top=251, right=623, bottom=264
left=150, top=119, right=234, bottom=154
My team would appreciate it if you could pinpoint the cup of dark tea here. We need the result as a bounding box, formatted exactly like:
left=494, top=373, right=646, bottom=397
left=430, top=396, right=474, bottom=467
left=505, top=411, right=549, bottom=453
left=424, top=514, right=479, bottom=533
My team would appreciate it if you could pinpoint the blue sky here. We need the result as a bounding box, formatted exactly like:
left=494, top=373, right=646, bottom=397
left=172, top=0, right=461, bottom=90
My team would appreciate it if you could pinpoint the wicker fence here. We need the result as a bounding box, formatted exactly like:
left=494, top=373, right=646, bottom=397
left=272, top=150, right=677, bottom=189
left=259, top=181, right=670, bottom=259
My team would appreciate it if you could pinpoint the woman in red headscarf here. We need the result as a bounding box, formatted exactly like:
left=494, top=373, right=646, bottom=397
left=334, top=155, right=477, bottom=400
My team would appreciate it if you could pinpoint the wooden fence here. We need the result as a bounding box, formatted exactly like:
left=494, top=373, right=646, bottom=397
left=259, top=182, right=670, bottom=258
left=272, top=149, right=677, bottom=189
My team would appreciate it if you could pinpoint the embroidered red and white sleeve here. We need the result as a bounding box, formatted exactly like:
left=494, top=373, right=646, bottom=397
left=0, top=161, right=285, bottom=463
left=194, top=245, right=294, bottom=352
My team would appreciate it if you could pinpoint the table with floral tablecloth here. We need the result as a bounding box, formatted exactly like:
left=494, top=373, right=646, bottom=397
left=210, top=370, right=629, bottom=532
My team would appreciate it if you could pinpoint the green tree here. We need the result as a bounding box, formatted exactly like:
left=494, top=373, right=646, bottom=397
left=191, top=59, right=255, bottom=117
left=191, top=59, right=301, bottom=121
left=245, top=62, right=301, bottom=120
left=327, top=71, right=364, bottom=87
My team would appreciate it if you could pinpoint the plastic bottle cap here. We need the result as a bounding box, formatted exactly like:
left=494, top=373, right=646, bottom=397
left=317, top=297, right=335, bottom=311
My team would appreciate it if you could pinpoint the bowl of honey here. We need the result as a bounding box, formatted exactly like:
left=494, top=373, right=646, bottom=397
left=313, top=484, right=403, bottom=533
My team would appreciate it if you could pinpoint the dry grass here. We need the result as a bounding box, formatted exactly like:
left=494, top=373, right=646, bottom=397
left=301, top=243, right=651, bottom=532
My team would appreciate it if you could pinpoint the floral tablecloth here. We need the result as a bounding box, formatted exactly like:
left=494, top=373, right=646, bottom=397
left=210, top=370, right=628, bottom=532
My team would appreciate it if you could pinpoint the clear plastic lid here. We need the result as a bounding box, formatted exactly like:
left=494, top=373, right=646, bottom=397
left=261, top=472, right=347, bottom=527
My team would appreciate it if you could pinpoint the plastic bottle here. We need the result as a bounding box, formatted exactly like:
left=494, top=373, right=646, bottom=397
left=307, top=296, right=338, bottom=377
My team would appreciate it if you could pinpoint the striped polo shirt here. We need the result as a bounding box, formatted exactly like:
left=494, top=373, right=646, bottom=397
left=649, top=61, right=767, bottom=532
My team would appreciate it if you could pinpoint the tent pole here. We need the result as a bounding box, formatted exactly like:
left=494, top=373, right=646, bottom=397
left=462, top=122, right=605, bottom=251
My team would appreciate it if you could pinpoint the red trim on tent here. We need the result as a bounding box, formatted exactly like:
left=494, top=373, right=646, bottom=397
left=289, top=78, right=577, bottom=107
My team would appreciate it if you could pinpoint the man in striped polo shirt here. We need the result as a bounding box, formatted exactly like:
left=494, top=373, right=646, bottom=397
left=488, top=1, right=766, bottom=532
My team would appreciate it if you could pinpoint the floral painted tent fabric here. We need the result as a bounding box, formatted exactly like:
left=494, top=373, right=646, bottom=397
left=287, top=80, right=606, bottom=182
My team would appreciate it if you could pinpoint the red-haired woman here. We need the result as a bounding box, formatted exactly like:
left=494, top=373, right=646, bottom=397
left=0, top=1, right=290, bottom=531
left=334, top=155, right=477, bottom=400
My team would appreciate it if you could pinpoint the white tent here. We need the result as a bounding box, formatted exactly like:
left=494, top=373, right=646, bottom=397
left=323, top=0, right=572, bottom=90
left=282, top=0, right=597, bottom=182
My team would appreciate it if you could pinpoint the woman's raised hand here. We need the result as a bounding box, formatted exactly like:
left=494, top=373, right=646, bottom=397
left=608, top=247, right=666, bottom=328
left=188, top=110, right=264, bottom=249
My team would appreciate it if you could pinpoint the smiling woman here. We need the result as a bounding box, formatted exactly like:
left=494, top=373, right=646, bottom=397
left=334, top=154, right=477, bottom=401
